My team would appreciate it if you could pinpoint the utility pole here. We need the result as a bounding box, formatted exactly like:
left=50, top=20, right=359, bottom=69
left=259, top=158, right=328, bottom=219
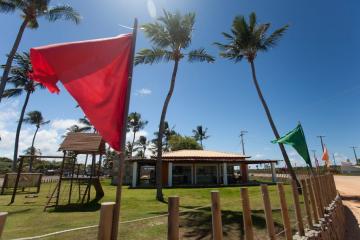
left=311, top=150, right=320, bottom=174
left=332, top=153, right=337, bottom=166
left=317, top=135, right=326, bottom=152
left=239, top=130, right=248, bottom=155
left=350, top=146, right=358, bottom=165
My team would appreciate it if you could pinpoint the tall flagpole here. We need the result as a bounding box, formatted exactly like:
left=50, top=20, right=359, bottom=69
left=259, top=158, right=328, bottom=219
left=111, top=18, right=138, bottom=240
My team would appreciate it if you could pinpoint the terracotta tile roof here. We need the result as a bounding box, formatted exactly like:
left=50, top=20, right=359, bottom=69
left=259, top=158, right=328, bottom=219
left=59, top=133, right=105, bottom=154
left=162, top=150, right=249, bottom=159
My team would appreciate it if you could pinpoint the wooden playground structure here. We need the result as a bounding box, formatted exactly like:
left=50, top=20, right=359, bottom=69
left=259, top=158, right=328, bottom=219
left=6, top=133, right=105, bottom=210
left=44, top=133, right=105, bottom=210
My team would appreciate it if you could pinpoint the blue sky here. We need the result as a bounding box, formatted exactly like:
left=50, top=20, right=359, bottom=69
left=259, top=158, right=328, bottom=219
left=1, top=0, right=360, bottom=166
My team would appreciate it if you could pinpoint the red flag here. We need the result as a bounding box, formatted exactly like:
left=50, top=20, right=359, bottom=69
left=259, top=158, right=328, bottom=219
left=30, top=34, right=133, bottom=151
left=322, top=145, right=330, bottom=167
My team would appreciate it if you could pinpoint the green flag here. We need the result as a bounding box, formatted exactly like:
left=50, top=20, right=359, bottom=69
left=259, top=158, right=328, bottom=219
left=272, top=123, right=312, bottom=167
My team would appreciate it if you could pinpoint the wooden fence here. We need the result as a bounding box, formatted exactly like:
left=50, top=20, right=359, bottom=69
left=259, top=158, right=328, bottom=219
left=0, top=174, right=344, bottom=240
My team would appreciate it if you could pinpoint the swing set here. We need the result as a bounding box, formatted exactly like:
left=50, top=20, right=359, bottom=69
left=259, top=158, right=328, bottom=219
left=7, top=133, right=105, bottom=210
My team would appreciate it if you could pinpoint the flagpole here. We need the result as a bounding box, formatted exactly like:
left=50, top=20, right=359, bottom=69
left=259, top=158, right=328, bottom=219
left=111, top=18, right=138, bottom=240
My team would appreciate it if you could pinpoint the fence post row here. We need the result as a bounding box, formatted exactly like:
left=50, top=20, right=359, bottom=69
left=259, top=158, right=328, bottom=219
left=211, top=191, right=223, bottom=240
left=93, top=174, right=342, bottom=240
left=168, top=196, right=179, bottom=240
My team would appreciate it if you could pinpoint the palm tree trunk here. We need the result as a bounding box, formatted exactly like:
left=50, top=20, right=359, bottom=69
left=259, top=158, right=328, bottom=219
left=249, top=60, right=300, bottom=188
left=156, top=59, right=179, bottom=201
left=0, top=19, right=28, bottom=102
left=12, top=90, right=31, bottom=171
left=29, top=126, right=40, bottom=172
left=131, top=131, right=136, bottom=156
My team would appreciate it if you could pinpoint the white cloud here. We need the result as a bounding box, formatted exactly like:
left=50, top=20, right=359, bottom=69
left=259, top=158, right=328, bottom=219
left=0, top=102, right=80, bottom=159
left=135, top=88, right=152, bottom=96
left=51, top=119, right=81, bottom=130
left=253, top=153, right=265, bottom=159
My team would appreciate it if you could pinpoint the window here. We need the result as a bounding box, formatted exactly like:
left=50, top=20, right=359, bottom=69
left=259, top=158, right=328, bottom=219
left=173, top=165, right=192, bottom=185
left=196, top=165, right=218, bottom=184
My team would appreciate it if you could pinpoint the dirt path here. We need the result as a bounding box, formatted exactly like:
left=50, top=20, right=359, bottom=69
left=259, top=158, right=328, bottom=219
left=334, top=175, right=360, bottom=239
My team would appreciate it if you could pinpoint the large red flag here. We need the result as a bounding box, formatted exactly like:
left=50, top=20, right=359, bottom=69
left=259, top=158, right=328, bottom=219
left=30, top=34, right=133, bottom=151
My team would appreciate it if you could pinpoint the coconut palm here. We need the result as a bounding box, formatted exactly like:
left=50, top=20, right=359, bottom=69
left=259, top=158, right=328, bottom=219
left=135, top=10, right=214, bottom=200
left=192, top=125, right=209, bottom=148
left=23, top=110, right=49, bottom=171
left=215, top=12, right=299, bottom=185
left=127, top=112, right=148, bottom=156
left=2, top=52, right=45, bottom=171
left=78, top=116, right=95, bottom=133
left=134, top=136, right=149, bottom=157
left=0, top=0, right=81, bottom=101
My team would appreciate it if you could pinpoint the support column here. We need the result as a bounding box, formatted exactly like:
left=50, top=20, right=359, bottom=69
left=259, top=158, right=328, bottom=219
left=223, top=162, right=228, bottom=185
left=132, top=162, right=138, bottom=188
left=168, top=162, right=173, bottom=187
left=271, top=162, right=277, bottom=183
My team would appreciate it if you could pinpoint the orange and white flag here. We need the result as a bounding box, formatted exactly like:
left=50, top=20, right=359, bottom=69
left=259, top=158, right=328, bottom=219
left=322, top=145, right=330, bottom=167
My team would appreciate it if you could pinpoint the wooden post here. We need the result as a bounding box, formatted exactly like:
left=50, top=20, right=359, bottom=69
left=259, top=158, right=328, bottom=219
left=98, top=202, right=115, bottom=240
left=291, top=180, right=305, bottom=236
left=277, top=183, right=292, bottom=240
left=0, top=212, right=7, bottom=238
left=241, top=188, right=254, bottom=240
left=311, top=177, right=323, bottom=217
left=211, top=191, right=223, bottom=240
left=306, top=178, right=319, bottom=223
left=68, top=156, right=76, bottom=204
left=301, top=179, right=313, bottom=228
left=261, top=185, right=276, bottom=240
left=168, top=196, right=179, bottom=240
left=56, top=151, right=67, bottom=206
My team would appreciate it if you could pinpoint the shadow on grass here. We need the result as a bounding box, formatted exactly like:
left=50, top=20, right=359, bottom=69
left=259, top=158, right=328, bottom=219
left=344, top=205, right=360, bottom=239
left=179, top=206, right=284, bottom=240
left=51, top=199, right=101, bottom=212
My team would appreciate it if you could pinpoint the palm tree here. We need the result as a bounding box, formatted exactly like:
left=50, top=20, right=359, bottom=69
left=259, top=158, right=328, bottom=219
left=152, top=121, right=177, bottom=153
left=215, top=12, right=299, bottom=186
left=134, top=136, right=149, bottom=157
left=78, top=116, right=95, bottom=133
left=192, top=125, right=209, bottom=148
left=127, top=112, right=148, bottom=156
left=2, top=52, right=44, bottom=171
left=0, top=0, right=81, bottom=101
left=135, top=10, right=214, bottom=201
left=23, top=110, right=50, bottom=172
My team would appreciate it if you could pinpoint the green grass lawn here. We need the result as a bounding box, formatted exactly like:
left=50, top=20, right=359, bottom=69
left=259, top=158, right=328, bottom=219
left=0, top=179, right=304, bottom=239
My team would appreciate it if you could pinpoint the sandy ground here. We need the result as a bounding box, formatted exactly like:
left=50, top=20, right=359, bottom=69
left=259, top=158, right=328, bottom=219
left=334, top=175, right=360, bottom=239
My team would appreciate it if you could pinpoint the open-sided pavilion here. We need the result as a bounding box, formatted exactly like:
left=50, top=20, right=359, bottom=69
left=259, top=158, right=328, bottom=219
left=127, top=149, right=278, bottom=188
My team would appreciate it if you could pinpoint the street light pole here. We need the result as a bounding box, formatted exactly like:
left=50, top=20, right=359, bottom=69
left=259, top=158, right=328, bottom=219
left=317, top=135, right=326, bottom=152
left=239, top=130, right=247, bottom=155
left=350, top=146, right=358, bottom=165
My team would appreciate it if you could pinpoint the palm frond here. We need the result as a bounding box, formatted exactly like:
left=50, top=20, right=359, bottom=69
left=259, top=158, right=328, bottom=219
left=187, top=48, right=215, bottom=63
left=2, top=88, right=23, bottom=98
left=135, top=48, right=173, bottom=65
left=0, top=0, right=16, bottom=13
left=44, top=5, right=81, bottom=24
left=262, top=24, right=289, bottom=50
left=142, top=22, right=172, bottom=48
left=27, top=18, right=39, bottom=29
